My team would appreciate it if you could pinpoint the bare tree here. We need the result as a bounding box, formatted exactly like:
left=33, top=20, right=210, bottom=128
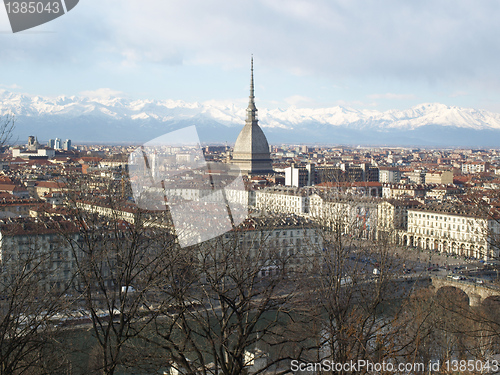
left=300, top=191, right=425, bottom=373
left=142, top=216, right=315, bottom=375
left=61, top=174, right=177, bottom=375
left=0, top=219, right=72, bottom=375
left=0, top=113, right=15, bottom=149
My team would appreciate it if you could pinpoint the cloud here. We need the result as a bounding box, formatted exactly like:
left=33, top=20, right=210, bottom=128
left=0, top=0, right=109, bottom=64
left=0, top=84, right=22, bottom=89
left=202, top=98, right=248, bottom=108
left=1, top=0, right=500, bottom=99
left=84, top=0, right=500, bottom=88
left=368, top=93, right=417, bottom=100
left=450, top=91, right=469, bottom=98
left=336, top=100, right=377, bottom=108
left=79, top=88, right=126, bottom=99
left=284, top=95, right=315, bottom=106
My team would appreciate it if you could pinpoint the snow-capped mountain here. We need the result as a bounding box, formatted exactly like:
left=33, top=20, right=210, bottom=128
left=1, top=89, right=500, bottom=146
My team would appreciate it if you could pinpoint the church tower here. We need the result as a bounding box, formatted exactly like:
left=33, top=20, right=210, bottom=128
left=232, top=57, right=273, bottom=175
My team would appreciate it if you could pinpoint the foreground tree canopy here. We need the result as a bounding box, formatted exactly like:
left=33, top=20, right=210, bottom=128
left=0, top=172, right=500, bottom=375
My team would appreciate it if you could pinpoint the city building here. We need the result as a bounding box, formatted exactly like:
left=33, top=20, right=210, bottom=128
left=231, top=58, right=273, bottom=176
left=377, top=199, right=421, bottom=242
left=309, top=194, right=378, bottom=240
left=284, top=164, right=346, bottom=187
left=12, top=136, right=56, bottom=159
left=379, top=167, right=401, bottom=183
left=425, top=186, right=463, bottom=201
left=405, top=170, right=426, bottom=184
left=425, top=170, right=453, bottom=184
left=255, top=187, right=310, bottom=215
left=63, top=139, right=72, bottom=150
left=382, top=184, right=427, bottom=199
left=0, top=199, right=39, bottom=218
left=27, top=136, right=41, bottom=151
left=285, top=164, right=315, bottom=187
left=316, top=181, right=382, bottom=197
left=218, top=215, right=323, bottom=274
left=404, top=204, right=500, bottom=260
left=462, top=162, right=489, bottom=174
left=0, top=218, right=80, bottom=293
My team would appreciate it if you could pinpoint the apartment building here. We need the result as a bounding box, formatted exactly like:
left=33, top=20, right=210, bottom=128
left=404, top=204, right=500, bottom=260
left=309, top=194, right=378, bottom=240
left=379, top=167, right=401, bottom=183
left=382, top=184, right=427, bottom=199
left=377, top=199, right=421, bottom=242
left=462, top=162, right=489, bottom=174
left=216, top=216, right=323, bottom=276
left=0, top=217, right=81, bottom=293
left=255, top=187, right=309, bottom=215
left=425, top=170, right=454, bottom=184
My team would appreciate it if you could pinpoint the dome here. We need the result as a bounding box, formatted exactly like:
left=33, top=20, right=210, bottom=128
left=233, top=123, right=270, bottom=156
left=231, top=58, right=273, bottom=176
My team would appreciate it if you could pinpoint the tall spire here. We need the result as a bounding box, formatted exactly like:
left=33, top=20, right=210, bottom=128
left=249, top=55, right=254, bottom=101
left=246, top=55, right=258, bottom=124
left=232, top=56, right=273, bottom=176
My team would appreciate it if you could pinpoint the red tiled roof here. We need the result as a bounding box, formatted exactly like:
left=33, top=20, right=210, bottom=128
left=35, top=181, right=66, bottom=189
left=0, top=218, right=79, bottom=236
left=317, top=181, right=382, bottom=188
left=79, top=157, right=102, bottom=163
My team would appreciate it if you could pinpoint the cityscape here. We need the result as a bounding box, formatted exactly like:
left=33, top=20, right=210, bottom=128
left=3, top=1, right=500, bottom=374
left=0, top=61, right=499, bottom=374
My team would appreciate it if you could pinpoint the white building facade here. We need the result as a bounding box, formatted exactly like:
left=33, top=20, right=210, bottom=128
left=402, top=207, right=500, bottom=260
left=255, top=187, right=309, bottom=215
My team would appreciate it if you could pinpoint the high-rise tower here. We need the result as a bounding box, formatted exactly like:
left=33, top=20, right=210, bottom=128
left=232, top=57, right=273, bottom=175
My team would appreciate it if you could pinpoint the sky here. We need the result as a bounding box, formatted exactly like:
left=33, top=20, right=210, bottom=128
left=1, top=0, right=500, bottom=112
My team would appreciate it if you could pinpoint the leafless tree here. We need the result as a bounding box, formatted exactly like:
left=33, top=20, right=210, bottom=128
left=300, top=191, right=426, bottom=373
left=0, top=113, right=15, bottom=149
left=141, top=216, right=314, bottom=375
left=61, top=174, right=177, bottom=375
left=0, top=220, right=71, bottom=375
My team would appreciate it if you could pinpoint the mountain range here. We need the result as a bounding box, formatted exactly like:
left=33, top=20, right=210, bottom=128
left=1, top=89, right=500, bottom=147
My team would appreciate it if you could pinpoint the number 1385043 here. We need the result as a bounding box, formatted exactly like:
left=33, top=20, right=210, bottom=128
left=5, top=2, right=61, bottom=14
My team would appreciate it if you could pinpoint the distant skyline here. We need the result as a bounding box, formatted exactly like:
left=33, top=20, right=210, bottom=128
left=1, top=1, right=500, bottom=114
